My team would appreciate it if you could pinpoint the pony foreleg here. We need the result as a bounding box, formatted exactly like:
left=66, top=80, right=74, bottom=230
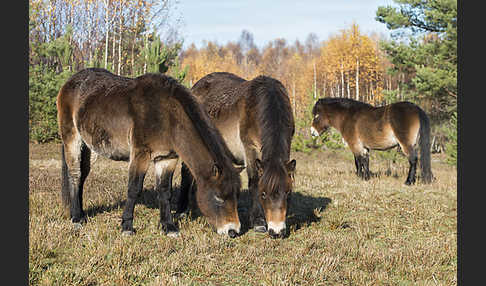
left=354, top=153, right=370, bottom=181
left=248, top=173, right=267, bottom=233
left=354, top=155, right=362, bottom=178
left=176, top=162, right=194, bottom=217
left=154, top=158, right=179, bottom=237
left=243, top=144, right=267, bottom=232
left=361, top=153, right=371, bottom=180
left=121, top=151, right=150, bottom=235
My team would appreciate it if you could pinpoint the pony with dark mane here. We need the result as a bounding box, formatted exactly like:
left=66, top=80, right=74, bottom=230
left=57, top=68, right=244, bottom=238
left=178, top=72, right=296, bottom=238
left=311, top=97, right=433, bottom=185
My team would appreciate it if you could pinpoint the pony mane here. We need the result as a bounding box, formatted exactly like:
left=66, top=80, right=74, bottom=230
left=314, top=97, right=373, bottom=113
left=250, top=76, right=294, bottom=193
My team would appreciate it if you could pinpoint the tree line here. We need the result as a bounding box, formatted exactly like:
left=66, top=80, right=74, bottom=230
left=181, top=24, right=394, bottom=120
left=29, top=0, right=456, bottom=163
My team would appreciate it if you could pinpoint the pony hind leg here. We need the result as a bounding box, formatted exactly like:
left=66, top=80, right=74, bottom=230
left=121, top=150, right=150, bottom=235
left=395, top=136, right=418, bottom=185
left=154, top=158, right=179, bottom=237
left=61, top=134, right=91, bottom=226
left=402, top=144, right=418, bottom=185
left=395, top=129, right=419, bottom=185
left=357, top=152, right=371, bottom=181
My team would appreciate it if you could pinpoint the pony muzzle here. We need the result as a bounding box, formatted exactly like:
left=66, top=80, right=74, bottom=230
left=267, top=221, right=286, bottom=238
left=310, top=126, right=320, bottom=137
left=216, top=222, right=241, bottom=238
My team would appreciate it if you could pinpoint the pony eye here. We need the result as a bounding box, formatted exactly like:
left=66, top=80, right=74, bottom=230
left=261, top=192, right=266, bottom=200
left=314, top=114, right=319, bottom=119
left=214, top=195, right=224, bottom=204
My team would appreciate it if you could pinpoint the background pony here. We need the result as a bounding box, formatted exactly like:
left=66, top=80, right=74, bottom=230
left=311, top=97, right=433, bottom=185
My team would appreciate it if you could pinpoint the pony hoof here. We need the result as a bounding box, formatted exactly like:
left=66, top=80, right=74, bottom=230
left=174, top=212, right=187, bottom=219
left=166, top=231, right=180, bottom=238
left=254, top=225, right=267, bottom=233
left=72, top=223, right=83, bottom=231
left=121, top=230, right=135, bottom=236
left=160, top=223, right=179, bottom=236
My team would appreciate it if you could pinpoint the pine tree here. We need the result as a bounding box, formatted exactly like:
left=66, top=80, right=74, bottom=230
left=376, top=0, right=457, bottom=118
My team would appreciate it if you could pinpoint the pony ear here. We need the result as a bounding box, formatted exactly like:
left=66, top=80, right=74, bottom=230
left=255, top=159, right=264, bottom=177
left=286, top=159, right=296, bottom=174
left=212, top=163, right=222, bottom=179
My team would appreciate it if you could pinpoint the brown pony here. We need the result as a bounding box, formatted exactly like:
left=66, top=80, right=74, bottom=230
left=57, top=68, right=244, bottom=238
left=178, top=72, right=296, bottom=239
left=311, top=97, right=433, bottom=185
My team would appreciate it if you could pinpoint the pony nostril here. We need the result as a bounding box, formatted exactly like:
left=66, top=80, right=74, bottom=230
left=268, top=228, right=278, bottom=239
left=228, top=229, right=238, bottom=238
left=268, top=228, right=286, bottom=239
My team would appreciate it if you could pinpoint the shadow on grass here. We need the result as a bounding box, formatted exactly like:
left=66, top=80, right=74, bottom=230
left=84, top=186, right=332, bottom=238
left=235, top=189, right=332, bottom=236
left=84, top=186, right=196, bottom=219
left=287, top=192, right=332, bottom=231
left=85, top=200, right=125, bottom=218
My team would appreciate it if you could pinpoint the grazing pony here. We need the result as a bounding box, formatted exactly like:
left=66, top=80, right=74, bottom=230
left=178, top=72, right=296, bottom=238
left=57, top=68, right=243, bottom=238
left=311, top=97, right=433, bottom=185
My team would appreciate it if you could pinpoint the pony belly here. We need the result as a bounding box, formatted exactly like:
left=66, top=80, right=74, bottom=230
left=365, top=133, right=399, bottom=150
left=79, top=128, right=130, bottom=162
left=87, top=140, right=130, bottom=162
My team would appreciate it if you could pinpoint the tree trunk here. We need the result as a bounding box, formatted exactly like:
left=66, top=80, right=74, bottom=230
left=397, top=72, right=401, bottom=100
left=355, top=58, right=359, bottom=100
left=118, top=0, right=123, bottom=75
left=143, top=34, right=148, bottom=74
left=111, top=3, right=117, bottom=72
left=322, top=79, right=326, bottom=98
left=340, top=62, right=345, bottom=97
left=104, top=0, right=110, bottom=69
left=292, top=79, right=296, bottom=117
left=346, top=72, right=350, bottom=99
left=313, top=60, right=317, bottom=100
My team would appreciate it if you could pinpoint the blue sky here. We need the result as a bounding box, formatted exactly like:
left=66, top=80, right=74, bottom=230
left=176, top=0, right=396, bottom=49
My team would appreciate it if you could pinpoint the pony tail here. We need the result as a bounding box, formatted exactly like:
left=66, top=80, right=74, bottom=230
left=418, top=109, right=433, bottom=183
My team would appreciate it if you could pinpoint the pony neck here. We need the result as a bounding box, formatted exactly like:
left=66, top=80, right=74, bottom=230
left=327, top=108, right=348, bottom=134
left=173, top=128, right=220, bottom=181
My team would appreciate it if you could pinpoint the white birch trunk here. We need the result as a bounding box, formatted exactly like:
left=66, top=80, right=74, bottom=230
left=313, top=60, right=317, bottom=99
left=355, top=58, right=360, bottom=101
left=346, top=73, right=350, bottom=99
left=117, top=0, right=123, bottom=75
left=104, top=0, right=110, bottom=70
left=340, top=62, right=345, bottom=97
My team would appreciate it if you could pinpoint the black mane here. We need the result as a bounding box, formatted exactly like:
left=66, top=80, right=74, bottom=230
left=251, top=76, right=294, bottom=192
left=313, top=97, right=373, bottom=114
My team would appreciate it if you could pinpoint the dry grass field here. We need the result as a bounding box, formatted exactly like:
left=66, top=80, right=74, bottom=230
left=29, top=143, right=457, bottom=285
